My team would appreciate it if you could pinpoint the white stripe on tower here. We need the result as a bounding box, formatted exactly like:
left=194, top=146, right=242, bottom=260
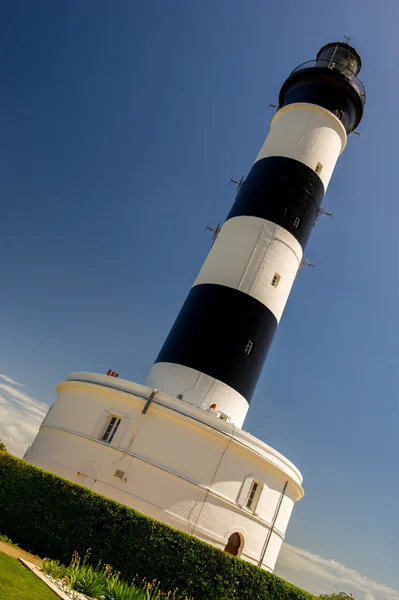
left=194, top=218, right=302, bottom=323
left=146, top=103, right=346, bottom=428
left=146, top=363, right=250, bottom=425
left=256, top=103, right=347, bottom=191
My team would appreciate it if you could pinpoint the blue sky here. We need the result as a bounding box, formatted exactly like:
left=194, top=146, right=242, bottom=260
left=1, top=1, right=398, bottom=597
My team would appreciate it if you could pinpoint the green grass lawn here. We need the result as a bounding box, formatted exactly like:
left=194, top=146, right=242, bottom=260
left=0, top=551, right=57, bottom=600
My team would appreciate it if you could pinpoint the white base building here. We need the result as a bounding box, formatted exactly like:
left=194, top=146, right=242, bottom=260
left=26, top=371, right=303, bottom=572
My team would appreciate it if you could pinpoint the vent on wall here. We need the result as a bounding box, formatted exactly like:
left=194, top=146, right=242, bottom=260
left=206, top=406, right=231, bottom=423
left=114, top=469, right=126, bottom=480
left=217, top=411, right=231, bottom=423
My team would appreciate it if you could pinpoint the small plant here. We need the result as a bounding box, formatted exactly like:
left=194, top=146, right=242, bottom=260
left=106, top=576, right=151, bottom=600
left=42, top=558, right=68, bottom=580
left=73, top=564, right=107, bottom=598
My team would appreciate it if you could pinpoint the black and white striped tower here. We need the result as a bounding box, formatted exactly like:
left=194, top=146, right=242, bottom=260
left=146, top=42, right=365, bottom=428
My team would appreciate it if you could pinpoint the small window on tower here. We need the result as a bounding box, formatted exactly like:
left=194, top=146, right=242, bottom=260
left=293, top=216, right=301, bottom=229
left=244, top=340, right=254, bottom=356
left=315, top=162, right=323, bottom=174
left=271, top=272, right=281, bottom=288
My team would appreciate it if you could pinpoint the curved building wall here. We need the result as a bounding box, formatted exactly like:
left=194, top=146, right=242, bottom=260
left=26, top=372, right=303, bottom=572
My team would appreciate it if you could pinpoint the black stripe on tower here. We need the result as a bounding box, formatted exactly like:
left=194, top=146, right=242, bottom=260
left=154, top=284, right=277, bottom=402
left=227, top=157, right=325, bottom=249
left=279, top=77, right=360, bottom=133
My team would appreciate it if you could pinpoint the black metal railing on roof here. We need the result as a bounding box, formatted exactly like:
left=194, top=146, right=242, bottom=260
left=288, top=59, right=366, bottom=105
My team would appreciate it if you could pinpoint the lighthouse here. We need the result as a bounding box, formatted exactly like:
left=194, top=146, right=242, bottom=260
left=26, top=42, right=365, bottom=571
left=146, top=41, right=366, bottom=427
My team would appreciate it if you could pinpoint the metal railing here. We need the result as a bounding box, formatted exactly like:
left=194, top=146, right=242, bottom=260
left=288, top=59, right=366, bottom=105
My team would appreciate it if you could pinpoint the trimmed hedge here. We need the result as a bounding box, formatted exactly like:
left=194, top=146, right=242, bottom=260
left=0, top=453, right=315, bottom=599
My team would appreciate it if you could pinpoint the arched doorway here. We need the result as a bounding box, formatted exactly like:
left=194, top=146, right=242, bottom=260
left=224, top=532, right=242, bottom=556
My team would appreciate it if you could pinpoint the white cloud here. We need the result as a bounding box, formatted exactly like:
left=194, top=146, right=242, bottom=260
left=0, top=374, right=48, bottom=457
left=0, top=373, right=24, bottom=386
left=276, top=543, right=399, bottom=600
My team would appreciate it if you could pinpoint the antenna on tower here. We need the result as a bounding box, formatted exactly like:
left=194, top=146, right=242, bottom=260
left=343, top=35, right=354, bottom=44
left=205, top=223, right=221, bottom=246
left=314, top=205, right=333, bottom=226
left=229, top=175, right=245, bottom=194
left=295, top=258, right=316, bottom=279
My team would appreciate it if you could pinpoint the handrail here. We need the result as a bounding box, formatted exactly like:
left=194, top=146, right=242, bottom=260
left=288, top=59, right=366, bottom=105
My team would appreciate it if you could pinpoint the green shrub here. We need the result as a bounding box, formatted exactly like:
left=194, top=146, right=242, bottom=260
left=0, top=453, right=315, bottom=600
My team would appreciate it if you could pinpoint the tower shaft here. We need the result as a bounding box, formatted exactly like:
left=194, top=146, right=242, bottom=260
left=146, top=43, right=365, bottom=428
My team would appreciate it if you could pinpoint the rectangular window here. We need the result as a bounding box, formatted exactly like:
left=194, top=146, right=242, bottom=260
left=315, top=162, right=323, bottom=174
left=246, top=480, right=262, bottom=510
left=102, top=415, right=121, bottom=443
left=293, top=217, right=301, bottom=228
left=271, top=272, right=281, bottom=288
left=244, top=340, right=254, bottom=356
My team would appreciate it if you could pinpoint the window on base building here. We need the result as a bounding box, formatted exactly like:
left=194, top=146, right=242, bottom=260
left=246, top=480, right=262, bottom=511
left=315, top=162, right=323, bottom=175
left=293, top=216, right=301, bottom=228
left=101, top=415, right=121, bottom=443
